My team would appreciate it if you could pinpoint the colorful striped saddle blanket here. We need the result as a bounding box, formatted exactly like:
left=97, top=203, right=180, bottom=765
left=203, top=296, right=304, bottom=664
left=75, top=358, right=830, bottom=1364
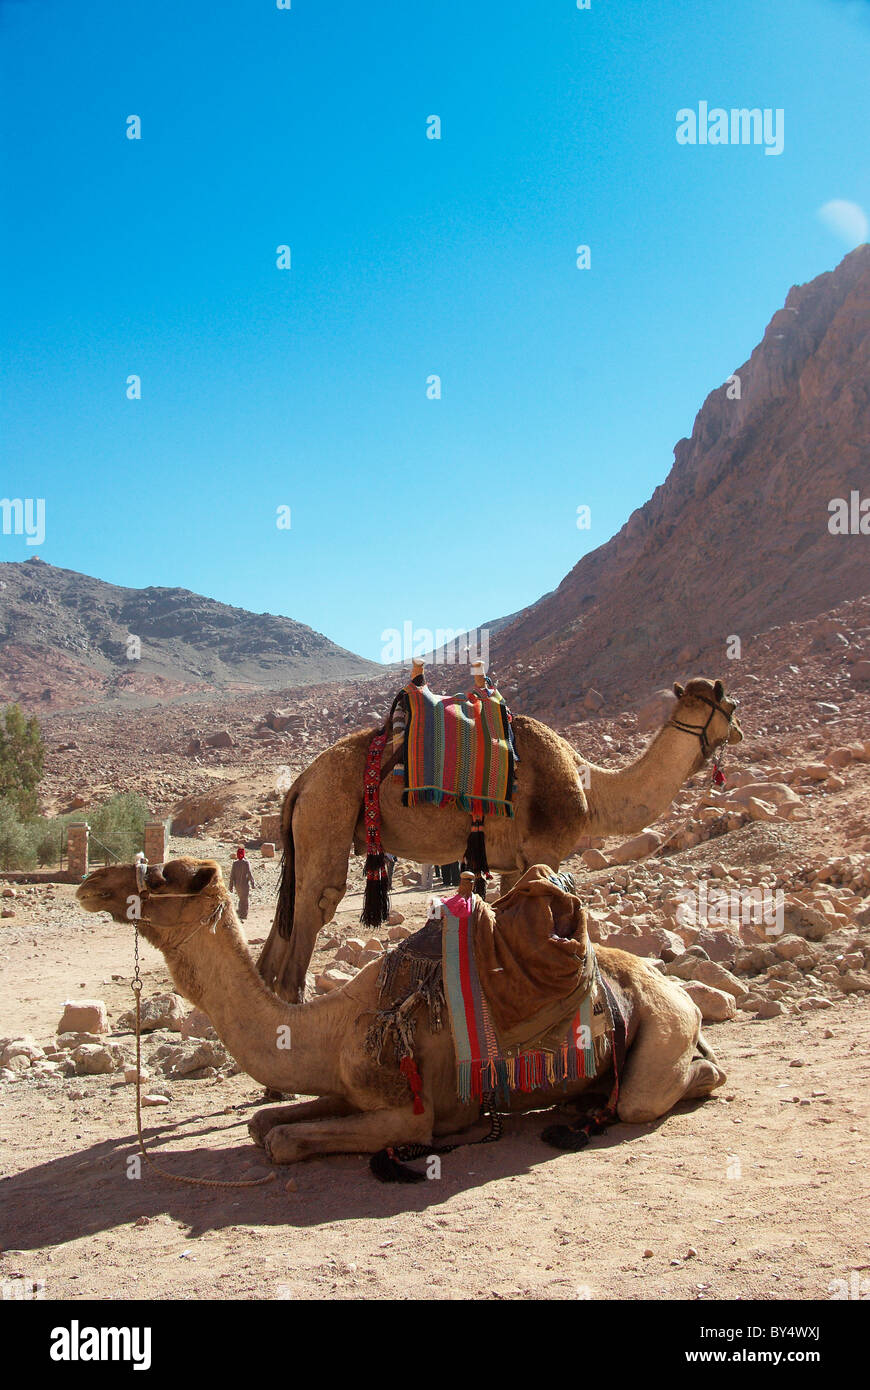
left=397, top=678, right=517, bottom=819
left=365, top=868, right=615, bottom=1110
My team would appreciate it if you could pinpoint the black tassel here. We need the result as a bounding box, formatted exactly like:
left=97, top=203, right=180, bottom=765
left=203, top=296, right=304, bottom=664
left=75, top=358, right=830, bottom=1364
left=369, top=1147, right=426, bottom=1183
left=540, top=1122, right=592, bottom=1151
left=462, top=818, right=489, bottom=875
left=360, top=853, right=391, bottom=928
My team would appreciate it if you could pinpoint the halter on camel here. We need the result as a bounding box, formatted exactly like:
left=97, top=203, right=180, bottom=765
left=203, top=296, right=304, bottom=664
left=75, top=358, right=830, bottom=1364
left=667, top=681, right=739, bottom=766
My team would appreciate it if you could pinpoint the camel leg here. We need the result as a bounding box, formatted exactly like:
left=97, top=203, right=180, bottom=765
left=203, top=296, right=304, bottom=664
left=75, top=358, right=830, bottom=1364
left=616, top=1001, right=724, bottom=1124
left=249, top=1096, right=356, bottom=1148
left=258, top=780, right=363, bottom=1001
left=681, top=1055, right=727, bottom=1100
left=263, top=1106, right=433, bottom=1165
left=499, top=870, right=522, bottom=896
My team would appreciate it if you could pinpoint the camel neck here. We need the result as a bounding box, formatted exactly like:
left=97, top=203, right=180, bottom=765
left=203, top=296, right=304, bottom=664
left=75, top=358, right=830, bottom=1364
left=583, top=723, right=703, bottom=836
left=164, top=905, right=343, bottom=1095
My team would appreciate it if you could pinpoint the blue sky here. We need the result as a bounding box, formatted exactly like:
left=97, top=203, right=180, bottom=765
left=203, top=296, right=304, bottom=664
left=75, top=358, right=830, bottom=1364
left=1, top=0, right=868, bottom=660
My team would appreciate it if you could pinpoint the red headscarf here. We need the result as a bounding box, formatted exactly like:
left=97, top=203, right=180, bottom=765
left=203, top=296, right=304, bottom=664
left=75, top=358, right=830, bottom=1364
left=236, top=847, right=245, bottom=859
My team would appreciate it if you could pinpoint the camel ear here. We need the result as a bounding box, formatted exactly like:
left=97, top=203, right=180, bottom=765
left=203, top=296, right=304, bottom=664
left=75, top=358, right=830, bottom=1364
left=713, top=679, right=725, bottom=701
left=188, top=865, right=219, bottom=895
left=673, top=682, right=685, bottom=698
left=144, top=865, right=166, bottom=888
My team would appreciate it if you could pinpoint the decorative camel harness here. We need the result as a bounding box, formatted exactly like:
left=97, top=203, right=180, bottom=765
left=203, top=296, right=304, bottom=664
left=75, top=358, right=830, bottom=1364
left=361, top=658, right=516, bottom=926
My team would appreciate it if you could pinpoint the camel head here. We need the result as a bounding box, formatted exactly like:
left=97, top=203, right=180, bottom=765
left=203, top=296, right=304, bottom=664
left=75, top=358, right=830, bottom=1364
left=77, top=857, right=229, bottom=955
left=670, top=678, right=743, bottom=766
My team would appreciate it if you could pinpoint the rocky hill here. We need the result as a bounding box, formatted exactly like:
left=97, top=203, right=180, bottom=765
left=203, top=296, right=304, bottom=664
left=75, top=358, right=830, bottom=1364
left=491, top=246, right=870, bottom=718
left=0, top=559, right=379, bottom=709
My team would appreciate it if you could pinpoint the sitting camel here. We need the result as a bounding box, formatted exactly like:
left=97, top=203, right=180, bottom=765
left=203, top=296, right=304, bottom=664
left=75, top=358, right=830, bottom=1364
left=258, top=676, right=743, bottom=1001
left=77, top=858, right=726, bottom=1167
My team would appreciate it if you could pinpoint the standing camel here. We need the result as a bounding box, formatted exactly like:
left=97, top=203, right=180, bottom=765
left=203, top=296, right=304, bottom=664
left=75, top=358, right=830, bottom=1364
left=258, top=677, right=742, bottom=1001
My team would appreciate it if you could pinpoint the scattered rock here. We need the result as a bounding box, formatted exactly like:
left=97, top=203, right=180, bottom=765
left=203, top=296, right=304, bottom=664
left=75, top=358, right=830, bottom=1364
left=72, top=1043, right=127, bottom=1075
left=57, top=1000, right=108, bottom=1035
left=179, top=1008, right=218, bottom=1041
left=679, top=980, right=737, bottom=1021
left=117, top=993, right=186, bottom=1033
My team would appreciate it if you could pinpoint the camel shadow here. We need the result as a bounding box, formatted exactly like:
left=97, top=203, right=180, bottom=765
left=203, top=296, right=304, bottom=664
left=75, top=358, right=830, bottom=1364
left=0, top=1100, right=698, bottom=1248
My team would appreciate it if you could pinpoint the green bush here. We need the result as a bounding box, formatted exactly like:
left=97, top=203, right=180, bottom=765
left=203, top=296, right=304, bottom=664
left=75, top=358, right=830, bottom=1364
left=0, top=793, right=151, bottom=872
left=0, top=704, right=45, bottom=818
left=86, top=793, right=150, bottom=863
left=0, top=798, right=38, bottom=871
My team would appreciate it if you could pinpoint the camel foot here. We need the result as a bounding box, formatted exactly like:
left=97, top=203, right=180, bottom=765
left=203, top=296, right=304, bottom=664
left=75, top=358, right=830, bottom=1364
left=263, top=1126, right=309, bottom=1165
left=249, top=1097, right=355, bottom=1147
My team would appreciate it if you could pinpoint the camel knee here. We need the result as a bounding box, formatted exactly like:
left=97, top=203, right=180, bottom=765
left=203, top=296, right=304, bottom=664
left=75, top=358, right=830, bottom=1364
left=616, top=1097, right=663, bottom=1125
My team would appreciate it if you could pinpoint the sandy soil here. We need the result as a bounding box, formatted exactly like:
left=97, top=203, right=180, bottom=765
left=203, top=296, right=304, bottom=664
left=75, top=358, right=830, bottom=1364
left=1, top=858, right=867, bottom=1303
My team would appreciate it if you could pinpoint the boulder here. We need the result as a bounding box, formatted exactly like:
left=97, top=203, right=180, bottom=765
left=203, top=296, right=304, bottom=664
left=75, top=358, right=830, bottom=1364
left=388, top=924, right=412, bottom=941
left=315, top=966, right=356, bottom=993
left=581, top=849, right=609, bottom=870
left=180, top=1008, right=217, bottom=1041
left=773, top=934, right=820, bottom=962
left=745, top=797, right=778, bottom=822
left=203, top=730, right=234, bottom=749
left=781, top=900, right=839, bottom=941
left=117, top=992, right=186, bottom=1033
left=261, top=842, right=276, bottom=859
left=0, top=1036, right=45, bottom=1067
left=4, top=1054, right=32, bottom=1073
left=837, top=970, right=870, bottom=993
left=679, top=980, right=736, bottom=1022
left=754, top=998, right=786, bottom=1018
left=152, top=1039, right=230, bottom=1077
left=609, top=831, right=662, bottom=865
left=667, top=956, right=747, bottom=1002
left=57, top=1000, right=108, bottom=1036
left=584, top=688, right=604, bottom=712
left=693, top=927, right=742, bottom=962
left=730, top=782, right=801, bottom=816
left=72, top=1043, right=126, bottom=1075
left=387, top=909, right=405, bottom=926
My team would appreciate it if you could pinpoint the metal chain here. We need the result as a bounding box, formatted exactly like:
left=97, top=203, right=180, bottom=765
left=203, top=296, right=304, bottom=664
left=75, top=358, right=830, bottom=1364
left=131, top=920, right=275, bottom=1191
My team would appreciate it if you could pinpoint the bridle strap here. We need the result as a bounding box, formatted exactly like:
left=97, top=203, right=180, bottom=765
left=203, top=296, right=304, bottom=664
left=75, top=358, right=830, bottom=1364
left=667, top=693, right=736, bottom=761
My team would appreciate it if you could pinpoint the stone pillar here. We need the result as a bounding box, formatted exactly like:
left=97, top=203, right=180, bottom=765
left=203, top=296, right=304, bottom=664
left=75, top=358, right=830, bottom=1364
left=260, top=813, right=282, bottom=844
left=67, top=822, right=89, bottom=879
left=144, top=821, right=166, bottom=864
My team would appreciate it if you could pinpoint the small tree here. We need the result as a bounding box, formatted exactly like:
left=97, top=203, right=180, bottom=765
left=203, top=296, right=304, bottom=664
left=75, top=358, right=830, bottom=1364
left=0, top=704, right=45, bottom=818
left=0, top=799, right=37, bottom=871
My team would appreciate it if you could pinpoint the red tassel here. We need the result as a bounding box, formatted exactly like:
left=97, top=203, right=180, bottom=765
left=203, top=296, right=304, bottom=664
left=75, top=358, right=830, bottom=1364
left=399, top=1056, right=425, bottom=1115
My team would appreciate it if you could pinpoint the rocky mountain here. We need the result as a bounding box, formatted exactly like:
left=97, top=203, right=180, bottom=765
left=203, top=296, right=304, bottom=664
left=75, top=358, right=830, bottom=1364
left=0, top=559, right=380, bottom=709
left=491, top=245, right=870, bottom=717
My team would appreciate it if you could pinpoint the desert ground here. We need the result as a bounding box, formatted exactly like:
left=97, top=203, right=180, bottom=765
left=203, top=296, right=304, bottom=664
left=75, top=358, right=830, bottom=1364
left=2, top=598, right=870, bottom=1301
left=1, top=833, right=868, bottom=1301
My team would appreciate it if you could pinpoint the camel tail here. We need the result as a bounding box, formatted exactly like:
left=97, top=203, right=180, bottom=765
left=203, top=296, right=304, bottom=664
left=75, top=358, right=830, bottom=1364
left=275, top=788, right=298, bottom=941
